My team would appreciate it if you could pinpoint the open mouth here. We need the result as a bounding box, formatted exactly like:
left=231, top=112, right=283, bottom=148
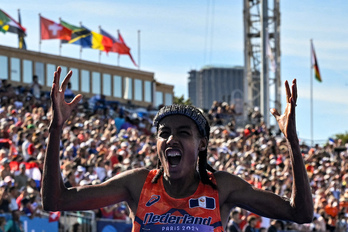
left=167, top=150, right=182, bottom=167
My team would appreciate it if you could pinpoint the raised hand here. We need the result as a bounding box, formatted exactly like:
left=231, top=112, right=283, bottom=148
left=270, top=79, right=298, bottom=139
left=49, top=67, right=82, bottom=131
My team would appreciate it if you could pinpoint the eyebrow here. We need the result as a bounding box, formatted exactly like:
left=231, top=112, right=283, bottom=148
left=158, top=125, right=193, bottom=131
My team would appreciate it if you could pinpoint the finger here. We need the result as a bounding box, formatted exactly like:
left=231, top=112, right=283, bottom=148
left=291, top=97, right=296, bottom=107
left=288, top=97, right=296, bottom=119
left=53, top=66, right=61, bottom=86
left=61, top=70, right=73, bottom=93
left=292, top=79, right=297, bottom=103
left=51, top=67, right=61, bottom=97
left=285, top=80, right=291, bottom=103
left=68, top=94, right=83, bottom=109
left=50, top=82, right=57, bottom=100
left=270, top=108, right=280, bottom=118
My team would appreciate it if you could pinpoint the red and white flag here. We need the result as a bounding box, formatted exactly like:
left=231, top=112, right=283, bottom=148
left=40, top=16, right=72, bottom=40
left=49, top=211, right=61, bottom=222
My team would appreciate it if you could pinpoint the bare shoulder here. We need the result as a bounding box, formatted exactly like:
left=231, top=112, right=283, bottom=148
left=213, top=171, right=253, bottom=206
left=101, top=168, right=149, bottom=202
left=108, top=167, right=150, bottom=188
left=214, top=170, right=249, bottom=187
left=100, top=168, right=150, bottom=198
left=118, top=167, right=150, bottom=179
left=107, top=168, right=150, bottom=213
left=126, top=167, right=150, bottom=185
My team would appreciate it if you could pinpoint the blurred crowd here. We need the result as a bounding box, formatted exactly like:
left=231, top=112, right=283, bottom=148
left=0, top=80, right=347, bottom=232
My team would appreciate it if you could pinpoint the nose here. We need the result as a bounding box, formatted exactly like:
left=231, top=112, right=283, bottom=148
left=166, top=134, right=179, bottom=145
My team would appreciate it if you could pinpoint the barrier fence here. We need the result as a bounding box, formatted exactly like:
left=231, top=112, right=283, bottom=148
left=61, top=211, right=132, bottom=232
left=2, top=211, right=347, bottom=231
left=60, top=211, right=96, bottom=232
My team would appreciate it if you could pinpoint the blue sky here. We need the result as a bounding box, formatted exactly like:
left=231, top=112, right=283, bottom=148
left=1, top=0, right=348, bottom=144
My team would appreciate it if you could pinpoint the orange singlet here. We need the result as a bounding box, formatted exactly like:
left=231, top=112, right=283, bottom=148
left=133, top=169, right=224, bottom=232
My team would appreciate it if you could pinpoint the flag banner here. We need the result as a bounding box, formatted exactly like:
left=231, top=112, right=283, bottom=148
left=328, top=138, right=335, bottom=145
left=40, top=16, right=72, bottom=40
left=117, top=31, right=138, bottom=67
left=69, top=27, right=92, bottom=48
left=101, top=32, right=113, bottom=52
left=100, top=28, right=137, bottom=67
left=48, top=211, right=61, bottom=222
left=311, top=40, right=322, bottom=82
left=100, top=28, right=120, bottom=53
left=100, top=28, right=126, bottom=53
left=0, top=9, right=26, bottom=35
left=91, top=31, right=104, bottom=50
left=100, top=28, right=117, bottom=43
left=60, top=19, right=81, bottom=31
left=83, top=26, right=112, bottom=52
left=60, top=20, right=92, bottom=47
left=114, top=31, right=131, bottom=54
left=25, top=161, right=42, bottom=187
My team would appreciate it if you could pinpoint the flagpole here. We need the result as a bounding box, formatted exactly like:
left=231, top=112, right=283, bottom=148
left=138, top=30, right=141, bottom=70
left=39, top=14, right=42, bottom=52
left=17, top=9, right=26, bottom=50
left=60, top=40, right=62, bottom=56
left=59, top=17, right=62, bottom=56
left=79, top=22, right=83, bottom=59
left=17, top=9, right=20, bottom=49
left=310, top=39, right=313, bottom=147
left=98, top=25, right=102, bottom=63
left=117, top=30, right=120, bottom=66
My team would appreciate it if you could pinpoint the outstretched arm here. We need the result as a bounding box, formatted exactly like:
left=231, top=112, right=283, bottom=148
left=218, top=79, right=313, bottom=224
left=270, top=79, right=313, bottom=222
left=41, top=67, right=82, bottom=211
left=41, top=67, right=148, bottom=213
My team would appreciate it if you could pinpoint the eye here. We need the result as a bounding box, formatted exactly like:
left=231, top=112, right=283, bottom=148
left=158, top=131, right=170, bottom=138
left=180, top=130, right=190, bottom=135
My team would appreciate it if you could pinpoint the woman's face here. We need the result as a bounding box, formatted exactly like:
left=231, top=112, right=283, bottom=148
left=156, top=115, right=206, bottom=181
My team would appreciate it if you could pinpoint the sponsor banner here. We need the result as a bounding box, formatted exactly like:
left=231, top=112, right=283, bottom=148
left=97, top=220, right=132, bottom=232
left=21, top=216, right=58, bottom=232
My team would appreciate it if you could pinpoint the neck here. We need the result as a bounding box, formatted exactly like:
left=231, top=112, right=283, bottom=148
left=162, top=171, right=200, bottom=198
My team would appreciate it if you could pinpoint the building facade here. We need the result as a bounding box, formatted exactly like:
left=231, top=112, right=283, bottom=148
left=0, top=45, right=173, bottom=109
left=188, top=66, right=244, bottom=111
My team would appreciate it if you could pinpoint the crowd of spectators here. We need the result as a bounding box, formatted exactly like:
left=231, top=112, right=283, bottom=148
left=0, top=81, right=347, bottom=232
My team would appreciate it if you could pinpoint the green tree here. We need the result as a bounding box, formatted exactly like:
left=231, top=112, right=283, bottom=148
left=173, top=95, right=192, bottom=105
left=334, top=131, right=348, bottom=144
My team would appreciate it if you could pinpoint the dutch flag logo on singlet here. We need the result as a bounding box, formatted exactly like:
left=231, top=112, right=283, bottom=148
left=189, top=196, right=215, bottom=210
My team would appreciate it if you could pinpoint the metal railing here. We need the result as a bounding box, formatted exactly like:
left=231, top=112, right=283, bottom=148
left=60, top=211, right=96, bottom=232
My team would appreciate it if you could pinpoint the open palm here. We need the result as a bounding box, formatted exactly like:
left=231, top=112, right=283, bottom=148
left=49, top=67, right=82, bottom=130
left=270, top=79, right=298, bottom=139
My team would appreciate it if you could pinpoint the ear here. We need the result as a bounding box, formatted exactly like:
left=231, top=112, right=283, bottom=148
left=198, top=137, right=208, bottom=151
